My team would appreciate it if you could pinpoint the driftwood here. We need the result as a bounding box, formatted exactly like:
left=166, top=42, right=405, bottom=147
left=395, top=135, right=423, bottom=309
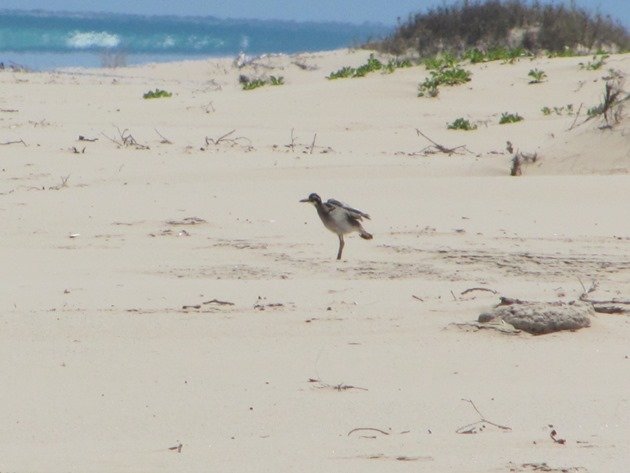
left=101, top=127, right=149, bottom=150
left=578, top=279, right=630, bottom=314
left=279, top=128, right=332, bottom=154
left=347, top=427, right=390, bottom=437
left=48, top=175, right=70, bottom=190
left=154, top=128, right=172, bottom=144
left=201, top=129, right=253, bottom=151
left=461, top=287, right=498, bottom=296
left=456, top=399, right=511, bottom=434
left=308, top=378, right=368, bottom=392
left=414, top=129, right=471, bottom=156
left=204, top=299, right=234, bottom=306
left=0, top=139, right=27, bottom=146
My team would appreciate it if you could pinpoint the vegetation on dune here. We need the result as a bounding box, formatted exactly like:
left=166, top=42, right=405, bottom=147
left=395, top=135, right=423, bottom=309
left=418, top=54, right=472, bottom=97
left=447, top=117, right=478, bottom=130
left=579, top=53, right=608, bottom=70
left=499, top=112, right=524, bottom=124
left=326, top=54, right=412, bottom=80
left=528, top=68, right=547, bottom=83
left=143, top=89, right=172, bottom=99
left=366, top=0, right=630, bottom=57
left=541, top=104, right=574, bottom=116
left=239, top=75, right=285, bottom=90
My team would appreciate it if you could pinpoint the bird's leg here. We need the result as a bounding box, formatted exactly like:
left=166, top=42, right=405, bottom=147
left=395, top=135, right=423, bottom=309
left=337, top=235, right=344, bottom=260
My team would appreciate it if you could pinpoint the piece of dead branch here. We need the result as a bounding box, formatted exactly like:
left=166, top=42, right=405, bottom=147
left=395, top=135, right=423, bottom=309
left=550, top=429, right=566, bottom=445
left=203, top=299, right=235, bottom=306
left=415, top=128, right=472, bottom=156
left=311, top=379, right=368, bottom=392
left=78, top=135, right=98, bottom=142
left=279, top=128, right=332, bottom=154
left=497, top=296, right=526, bottom=306
left=287, top=128, right=297, bottom=151
left=155, top=128, right=172, bottom=144
left=254, top=302, right=285, bottom=311
left=0, top=139, right=27, bottom=146
left=412, top=295, right=424, bottom=302
left=205, top=129, right=236, bottom=145
left=168, top=443, right=183, bottom=453
left=567, top=103, right=583, bottom=131
left=456, top=399, right=512, bottom=434
left=166, top=217, right=207, bottom=226
left=511, top=150, right=538, bottom=176
left=71, top=146, right=85, bottom=154
left=309, top=133, right=317, bottom=154
left=101, top=127, right=149, bottom=150
left=347, top=427, right=390, bottom=437
left=201, top=129, right=253, bottom=151
left=578, top=280, right=630, bottom=313
left=461, top=287, right=498, bottom=295
left=48, top=175, right=70, bottom=190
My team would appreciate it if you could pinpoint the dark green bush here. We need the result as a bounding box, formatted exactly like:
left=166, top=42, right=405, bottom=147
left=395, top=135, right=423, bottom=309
left=367, top=0, right=629, bottom=56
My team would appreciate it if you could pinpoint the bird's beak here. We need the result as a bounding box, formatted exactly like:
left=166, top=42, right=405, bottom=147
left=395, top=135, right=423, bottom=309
left=299, top=198, right=309, bottom=203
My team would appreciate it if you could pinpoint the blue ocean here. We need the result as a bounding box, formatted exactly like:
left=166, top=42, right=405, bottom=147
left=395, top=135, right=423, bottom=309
left=0, top=10, right=390, bottom=70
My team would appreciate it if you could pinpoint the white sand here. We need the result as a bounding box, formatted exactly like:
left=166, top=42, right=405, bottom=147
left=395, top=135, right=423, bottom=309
left=1, top=49, right=629, bottom=472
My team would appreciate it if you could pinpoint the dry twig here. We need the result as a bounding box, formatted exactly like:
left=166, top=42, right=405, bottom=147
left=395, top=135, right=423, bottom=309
left=202, top=129, right=253, bottom=151
left=101, top=127, right=149, bottom=149
left=48, top=175, right=70, bottom=190
left=461, top=287, right=498, bottom=295
left=456, top=399, right=511, bottom=434
left=154, top=128, right=172, bottom=144
left=0, top=139, right=27, bottom=146
left=415, top=129, right=471, bottom=156
left=550, top=429, right=566, bottom=445
left=347, top=427, right=390, bottom=437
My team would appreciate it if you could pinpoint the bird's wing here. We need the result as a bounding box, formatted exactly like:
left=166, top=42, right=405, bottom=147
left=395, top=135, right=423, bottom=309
left=326, top=198, right=370, bottom=220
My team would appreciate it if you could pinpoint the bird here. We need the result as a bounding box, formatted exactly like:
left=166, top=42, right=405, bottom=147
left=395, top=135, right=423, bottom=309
left=300, top=193, right=372, bottom=260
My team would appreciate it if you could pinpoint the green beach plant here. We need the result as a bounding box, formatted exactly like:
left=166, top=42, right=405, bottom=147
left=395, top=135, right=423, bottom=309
left=353, top=54, right=383, bottom=77
left=447, top=118, right=477, bottom=130
left=528, top=68, right=547, bottom=83
left=242, top=78, right=268, bottom=90
left=418, top=64, right=471, bottom=97
left=326, top=66, right=355, bottom=80
left=541, top=104, right=574, bottom=116
left=327, top=54, right=410, bottom=79
left=143, top=89, right=172, bottom=99
left=384, top=58, right=412, bottom=73
left=579, top=54, right=609, bottom=70
left=269, top=75, right=285, bottom=86
left=499, top=112, right=524, bottom=124
left=462, top=48, right=486, bottom=64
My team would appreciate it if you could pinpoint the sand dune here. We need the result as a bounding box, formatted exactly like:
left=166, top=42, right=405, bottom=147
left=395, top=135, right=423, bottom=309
left=1, top=49, right=629, bottom=472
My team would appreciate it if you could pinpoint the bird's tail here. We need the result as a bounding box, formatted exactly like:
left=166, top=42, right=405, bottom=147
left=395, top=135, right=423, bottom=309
left=360, top=231, right=373, bottom=240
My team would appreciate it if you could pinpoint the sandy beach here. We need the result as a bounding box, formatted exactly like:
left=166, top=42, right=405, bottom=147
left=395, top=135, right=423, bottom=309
left=1, top=49, right=629, bottom=472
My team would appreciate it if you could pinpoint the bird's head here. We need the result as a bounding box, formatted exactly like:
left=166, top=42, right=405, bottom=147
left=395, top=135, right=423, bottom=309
left=299, top=193, right=321, bottom=205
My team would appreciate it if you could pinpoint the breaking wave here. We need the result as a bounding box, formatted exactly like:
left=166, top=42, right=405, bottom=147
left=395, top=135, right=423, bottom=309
left=66, top=31, right=121, bottom=49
